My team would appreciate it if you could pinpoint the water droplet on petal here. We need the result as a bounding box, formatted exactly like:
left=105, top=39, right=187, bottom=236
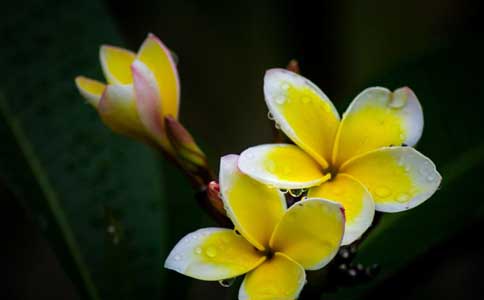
left=267, top=111, right=274, bottom=120
left=219, top=278, right=236, bottom=287
left=274, top=122, right=281, bottom=130
left=289, top=189, right=304, bottom=197
left=275, top=96, right=285, bottom=104
left=194, top=247, right=202, bottom=255
left=396, top=193, right=410, bottom=203
left=205, top=246, right=217, bottom=258
left=375, top=186, right=391, bottom=198
left=301, top=96, right=311, bottom=103
left=280, top=189, right=288, bottom=194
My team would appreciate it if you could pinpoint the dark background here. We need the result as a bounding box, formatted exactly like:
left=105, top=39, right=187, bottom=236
left=2, top=0, right=484, bottom=299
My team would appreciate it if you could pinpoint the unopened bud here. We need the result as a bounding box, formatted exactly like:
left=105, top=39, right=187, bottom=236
left=165, top=116, right=209, bottom=173
left=207, top=181, right=226, bottom=216
left=286, top=59, right=300, bottom=74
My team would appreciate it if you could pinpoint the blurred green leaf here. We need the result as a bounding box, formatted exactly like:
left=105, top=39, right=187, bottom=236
left=324, top=38, right=484, bottom=299
left=0, top=1, right=169, bottom=299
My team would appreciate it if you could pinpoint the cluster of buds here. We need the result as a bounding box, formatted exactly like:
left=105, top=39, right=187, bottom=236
left=75, top=33, right=226, bottom=224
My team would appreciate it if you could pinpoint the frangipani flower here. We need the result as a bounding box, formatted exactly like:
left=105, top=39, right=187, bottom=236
left=74, top=33, right=179, bottom=152
left=165, top=155, right=345, bottom=300
left=239, top=69, right=441, bottom=245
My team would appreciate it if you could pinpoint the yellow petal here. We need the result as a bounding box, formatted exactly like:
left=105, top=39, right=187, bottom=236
left=270, top=199, right=344, bottom=270
left=264, top=69, right=340, bottom=168
left=332, top=87, right=423, bottom=166
left=239, top=253, right=305, bottom=300
left=74, top=76, right=105, bottom=107
left=97, top=84, right=150, bottom=141
left=239, top=144, right=330, bottom=189
left=219, top=155, right=286, bottom=251
left=137, top=33, right=180, bottom=119
left=164, top=228, right=265, bottom=281
left=99, top=45, right=136, bottom=85
left=307, top=174, right=375, bottom=245
left=340, top=147, right=441, bottom=212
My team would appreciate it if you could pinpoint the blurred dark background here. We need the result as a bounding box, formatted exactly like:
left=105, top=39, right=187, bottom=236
left=2, top=0, right=484, bottom=299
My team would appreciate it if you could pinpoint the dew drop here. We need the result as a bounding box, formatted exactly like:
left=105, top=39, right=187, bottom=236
left=266, top=160, right=276, bottom=172
left=396, top=193, right=410, bottom=203
left=274, top=122, right=281, bottom=130
left=419, top=163, right=432, bottom=176
left=275, top=96, right=285, bottom=104
left=301, top=96, right=311, bottom=103
left=282, top=165, right=291, bottom=175
left=219, top=278, right=236, bottom=287
left=375, top=186, right=391, bottom=198
left=280, top=189, right=289, bottom=194
left=194, top=247, right=202, bottom=255
left=205, top=246, right=217, bottom=258
left=267, top=111, right=274, bottom=120
left=289, top=189, right=304, bottom=197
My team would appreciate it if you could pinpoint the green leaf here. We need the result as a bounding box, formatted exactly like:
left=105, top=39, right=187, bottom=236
left=323, top=40, right=484, bottom=299
left=0, top=1, right=169, bottom=299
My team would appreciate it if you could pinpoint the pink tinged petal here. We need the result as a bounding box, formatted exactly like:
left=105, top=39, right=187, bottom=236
left=137, top=33, right=180, bottom=119
left=99, top=45, right=136, bottom=85
left=131, top=59, right=165, bottom=145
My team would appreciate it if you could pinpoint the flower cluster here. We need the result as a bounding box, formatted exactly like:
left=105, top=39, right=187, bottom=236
left=75, top=34, right=441, bottom=300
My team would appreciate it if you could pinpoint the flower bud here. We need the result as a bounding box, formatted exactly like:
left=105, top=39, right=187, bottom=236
left=165, top=116, right=212, bottom=185
left=74, top=33, right=180, bottom=153
left=206, top=181, right=226, bottom=216
left=286, top=59, right=300, bottom=74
